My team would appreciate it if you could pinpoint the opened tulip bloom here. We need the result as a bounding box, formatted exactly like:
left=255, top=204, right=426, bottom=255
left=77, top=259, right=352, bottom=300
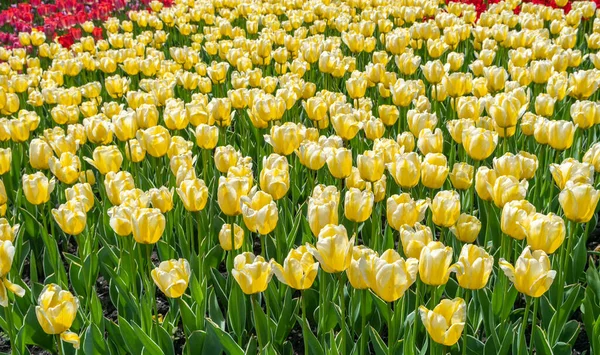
left=152, top=259, right=191, bottom=298
left=419, top=242, right=457, bottom=286
left=241, top=189, right=279, bottom=235
left=526, top=213, right=565, bottom=254
left=347, top=246, right=378, bottom=289
left=361, top=249, right=419, bottom=302
left=558, top=182, right=600, bottom=223
left=454, top=244, right=493, bottom=290
left=420, top=298, right=466, bottom=346
left=131, top=208, right=166, bottom=244
left=22, top=172, right=56, bottom=205
left=272, top=246, right=319, bottom=290
left=232, top=252, right=273, bottom=295
left=499, top=247, right=556, bottom=297
left=35, top=284, right=80, bottom=349
left=307, top=224, right=354, bottom=273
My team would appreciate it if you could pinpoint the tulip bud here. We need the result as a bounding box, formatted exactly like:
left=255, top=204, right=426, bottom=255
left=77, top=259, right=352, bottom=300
left=307, top=224, right=354, bottom=273
left=107, top=205, right=133, bottom=237
left=271, top=246, right=319, bottom=290
left=176, top=178, right=208, bottom=212
left=347, top=246, right=377, bottom=289
left=148, top=187, right=174, bottom=213
left=454, top=244, right=493, bottom=290
left=462, top=127, right=498, bottom=161
left=0, top=148, right=10, bottom=175
left=499, top=247, right=556, bottom=297
left=419, top=298, right=466, bottom=346
left=194, top=124, right=219, bottom=150
left=218, top=176, right=251, bottom=216
left=357, top=150, right=384, bottom=182
left=344, top=187, right=374, bottom=223
left=386, top=152, right=421, bottom=189
left=51, top=200, right=87, bottom=236
left=547, top=120, right=576, bottom=151
left=152, top=259, right=191, bottom=298
left=35, top=284, right=80, bottom=349
left=131, top=208, right=165, bottom=244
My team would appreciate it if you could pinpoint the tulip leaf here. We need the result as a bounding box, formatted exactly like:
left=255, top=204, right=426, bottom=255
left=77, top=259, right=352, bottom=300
left=208, top=288, right=226, bottom=330
left=155, top=323, right=176, bottom=355
left=182, top=330, right=206, bottom=354
left=368, top=325, right=388, bottom=355
left=533, top=325, right=554, bottom=355
left=16, top=306, right=55, bottom=352
left=558, top=320, right=579, bottom=347
left=467, top=335, right=485, bottom=355
left=548, top=285, right=582, bottom=345
left=294, top=314, right=324, bottom=355
left=570, top=236, right=587, bottom=284
left=244, top=335, right=257, bottom=354
left=228, top=283, right=247, bottom=340
left=118, top=316, right=163, bottom=355
left=274, top=288, right=298, bottom=346
left=205, top=318, right=244, bottom=355
left=209, top=268, right=228, bottom=306
left=251, top=296, right=270, bottom=350
left=370, top=291, right=390, bottom=324
left=82, top=324, right=107, bottom=354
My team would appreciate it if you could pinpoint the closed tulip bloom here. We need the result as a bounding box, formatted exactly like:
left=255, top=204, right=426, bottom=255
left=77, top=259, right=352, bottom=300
left=0, top=219, right=19, bottom=242
left=29, top=139, right=54, bottom=170
left=0, top=240, right=25, bottom=306
left=419, top=298, right=466, bottom=346
left=307, top=186, right=340, bottom=237
left=422, top=60, right=446, bottom=84
left=326, top=148, right=352, bottom=179
left=357, top=150, right=384, bottom=182
left=450, top=213, right=482, bottom=243
left=131, top=208, right=165, bottom=244
left=547, top=120, right=576, bottom=151
left=112, top=110, right=138, bottom=141
left=0, top=181, right=5, bottom=206
left=347, top=246, right=378, bottom=289
left=214, top=145, right=240, bottom=173
left=176, top=178, right=208, bottom=212
left=107, top=205, right=133, bottom=236
left=549, top=159, right=594, bottom=190
left=272, top=246, right=319, bottom=290
left=421, top=153, right=449, bottom=189
left=303, top=97, right=328, bottom=122
left=397, top=132, right=416, bottom=152
left=362, top=249, right=419, bottom=303
left=518, top=152, right=539, bottom=180
left=431, top=190, right=461, bottom=228
left=526, top=213, right=565, bottom=254
left=84, top=145, right=123, bottom=175
left=346, top=76, right=368, bottom=99
left=492, top=175, right=528, bottom=208
left=387, top=152, right=421, bottom=188
left=559, top=182, right=600, bottom=223
left=400, top=222, right=434, bottom=259
left=218, top=176, right=251, bottom=216
left=379, top=105, right=400, bottom=126
left=454, top=244, right=493, bottom=290
left=152, top=259, right=191, bottom=298
left=8, top=119, right=30, bottom=143
left=462, top=127, right=498, bottom=161
left=264, top=122, right=301, bottom=156
left=387, top=194, right=428, bottom=230
left=570, top=100, right=598, bottom=130
left=408, top=110, right=438, bottom=137
left=35, top=284, right=80, bottom=349
left=23, top=172, right=56, bottom=205
left=49, top=152, right=81, bottom=185
left=0, top=148, right=10, bottom=175
left=136, top=126, right=171, bottom=158
left=419, top=242, right=457, bottom=286
left=583, top=143, right=600, bottom=171
left=344, top=187, right=374, bottom=223
left=499, top=247, right=556, bottom=297
left=331, top=113, right=361, bottom=141
left=104, top=171, right=135, bottom=205
left=449, top=163, right=474, bottom=190
left=241, top=190, right=279, bottom=235
left=120, top=189, right=149, bottom=209
left=307, top=224, right=354, bottom=273
left=219, top=223, right=244, bottom=251
left=474, top=166, right=497, bottom=201
left=148, top=187, right=174, bottom=213
left=418, top=128, right=444, bottom=155
left=501, top=200, right=537, bottom=240
left=296, top=142, right=327, bottom=171
left=260, top=154, right=290, bottom=200
left=194, top=124, right=219, bottom=150
left=233, top=252, right=273, bottom=295
left=52, top=200, right=87, bottom=236
left=535, top=94, right=556, bottom=117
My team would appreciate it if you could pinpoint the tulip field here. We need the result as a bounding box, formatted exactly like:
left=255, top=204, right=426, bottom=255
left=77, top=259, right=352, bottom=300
left=3, top=0, right=600, bottom=353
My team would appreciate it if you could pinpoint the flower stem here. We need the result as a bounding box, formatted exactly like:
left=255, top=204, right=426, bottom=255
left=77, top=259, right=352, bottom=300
left=412, top=279, right=421, bottom=353
left=520, top=296, right=531, bottom=353
left=360, top=289, right=367, bottom=355
left=338, top=272, right=347, bottom=354
left=461, top=290, right=470, bottom=355
left=302, top=291, right=309, bottom=355
left=529, top=297, right=539, bottom=355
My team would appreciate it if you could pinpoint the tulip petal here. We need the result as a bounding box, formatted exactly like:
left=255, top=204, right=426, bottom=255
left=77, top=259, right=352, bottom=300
left=61, top=331, right=80, bottom=349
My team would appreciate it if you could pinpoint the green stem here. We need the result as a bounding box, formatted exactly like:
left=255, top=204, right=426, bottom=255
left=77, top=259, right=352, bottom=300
left=412, top=279, right=421, bottom=353
left=387, top=301, right=394, bottom=355
left=521, top=297, right=531, bottom=354
left=529, top=297, right=539, bottom=355
left=461, top=290, right=470, bottom=355
left=338, top=273, right=347, bottom=354
left=5, top=298, right=15, bottom=350
left=360, top=289, right=367, bottom=355
left=56, top=334, right=64, bottom=355
left=302, top=291, right=309, bottom=355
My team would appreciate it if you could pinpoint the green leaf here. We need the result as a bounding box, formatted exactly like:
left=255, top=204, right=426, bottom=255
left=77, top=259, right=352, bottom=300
left=274, top=288, right=298, bottom=346
left=549, top=285, right=582, bottom=345
left=251, top=296, right=270, bottom=350
left=551, top=342, right=571, bottom=355
left=82, top=324, right=107, bottom=354
left=119, top=316, right=164, bottom=355
left=16, top=306, right=55, bottom=352
left=532, top=325, right=554, bottom=355
left=205, top=318, right=244, bottom=355
left=228, top=283, right=247, bottom=340
left=208, top=289, right=226, bottom=330
left=558, top=320, right=580, bottom=346
left=368, top=326, right=388, bottom=355
left=467, top=335, right=485, bottom=355
left=294, top=314, right=323, bottom=355
left=183, top=330, right=206, bottom=355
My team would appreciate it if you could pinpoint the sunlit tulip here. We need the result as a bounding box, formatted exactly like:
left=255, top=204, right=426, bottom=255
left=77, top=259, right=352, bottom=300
left=449, top=163, right=473, bottom=190
left=0, top=240, right=24, bottom=306
left=326, top=148, right=352, bottom=179
left=307, top=185, right=339, bottom=237
left=501, top=200, right=536, bottom=240
left=307, top=224, right=354, bottom=273
left=35, top=284, right=80, bottom=349
left=421, top=60, right=446, bottom=84
left=0, top=219, right=18, bottom=243
left=112, top=110, right=138, bottom=141
left=29, top=139, right=54, bottom=170
left=131, top=208, right=165, bottom=244
left=104, top=171, right=135, bottom=206
left=107, top=205, right=133, bottom=237
left=419, top=298, right=466, bottom=346
left=49, top=152, right=81, bottom=185
left=417, top=128, right=443, bottom=155
left=421, top=153, right=449, bottom=189
left=125, top=139, right=146, bottom=163
left=194, top=124, right=219, bottom=150
left=499, top=247, right=556, bottom=297
left=0, top=149, right=10, bottom=175
left=431, top=190, right=461, bottom=227
left=346, top=76, right=368, bottom=99
left=408, top=110, right=438, bottom=137
left=303, top=97, right=328, bottom=122
left=260, top=154, right=290, bottom=200
left=272, top=246, right=319, bottom=290
left=136, top=126, right=171, bottom=158
left=219, top=224, right=244, bottom=251
left=22, top=172, right=56, bottom=205
left=454, top=244, right=493, bottom=289
left=241, top=190, right=279, bottom=235
left=379, top=105, right=400, bottom=126
left=148, top=187, right=174, bottom=213
left=264, top=122, right=301, bottom=156
left=296, top=142, right=327, bottom=170
left=559, top=182, right=600, bottom=223
left=462, top=127, right=498, bottom=161
left=362, top=249, right=419, bottom=303
left=214, top=145, right=240, bottom=173
left=397, top=132, right=416, bottom=152
left=547, top=120, right=577, bottom=151
left=347, top=246, right=377, bottom=289
left=152, top=259, right=191, bottom=298
left=419, top=242, right=457, bottom=286
left=232, top=252, right=273, bottom=295
left=52, top=200, right=87, bottom=236
left=218, top=176, right=251, bottom=216
left=549, top=159, right=594, bottom=190
left=526, top=213, right=565, bottom=254
left=387, top=194, right=428, bottom=230
left=84, top=145, right=123, bottom=175
left=331, top=113, right=361, bottom=141
left=176, top=178, right=208, bottom=212
left=535, top=94, right=556, bottom=117
left=386, top=152, right=421, bottom=188
left=344, top=187, right=374, bottom=223
left=400, top=223, right=433, bottom=260
left=583, top=143, right=600, bottom=171
left=450, top=213, right=481, bottom=243
left=491, top=175, right=528, bottom=208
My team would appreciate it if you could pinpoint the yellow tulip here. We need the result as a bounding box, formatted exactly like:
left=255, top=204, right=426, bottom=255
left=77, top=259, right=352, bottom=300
left=549, top=158, right=594, bottom=190
left=547, top=120, right=576, bottom=151
left=176, top=178, right=208, bottom=212
left=307, top=224, right=354, bottom=273
left=450, top=213, right=482, bottom=243
left=331, top=114, right=361, bottom=141
left=431, top=190, right=461, bottom=228
left=52, top=200, right=87, bottom=236
left=387, top=194, right=428, bottom=230
left=107, top=205, right=133, bottom=237
left=347, top=246, right=377, bottom=290
left=232, top=252, right=273, bottom=294
left=501, top=200, right=537, bottom=240
left=22, top=172, right=56, bottom=205
left=0, top=240, right=25, bottom=306
left=417, top=128, right=444, bottom=155
left=241, top=190, right=279, bottom=235
left=419, top=298, right=466, bottom=346
left=397, top=132, right=416, bottom=152
left=131, top=208, right=165, bottom=244
left=454, top=244, right=493, bottom=290
left=219, top=223, right=244, bottom=251
left=526, top=213, right=565, bottom=254
left=120, top=189, right=149, bottom=209
left=326, top=148, right=352, bottom=179
left=104, top=171, right=135, bottom=206
left=379, top=105, right=400, bottom=126
left=344, top=187, right=374, bottom=223
left=462, top=127, right=498, bottom=161
left=272, top=246, right=319, bottom=290
left=421, top=153, right=449, bottom=189
left=357, top=150, right=384, bottom=182
left=49, top=152, right=81, bottom=185
left=492, top=175, right=529, bottom=208
left=0, top=218, right=18, bottom=242
left=449, top=163, right=474, bottom=190
left=84, top=145, right=123, bottom=175
left=296, top=142, right=327, bottom=171
left=29, top=139, right=54, bottom=170
left=421, top=60, right=446, bottom=84
left=0, top=148, right=10, bottom=175
left=535, top=94, right=556, bottom=117
left=387, top=152, right=421, bottom=189
left=264, top=122, right=301, bottom=156
left=499, top=247, right=556, bottom=297
left=151, top=259, right=191, bottom=298
left=559, top=182, right=600, bottom=223
left=346, top=75, right=368, bottom=99
left=35, top=284, right=80, bottom=349
left=419, top=242, right=457, bottom=286
left=112, top=109, right=138, bottom=141
left=583, top=143, right=600, bottom=171
left=136, top=126, right=171, bottom=158
left=214, top=145, right=240, bottom=173
left=148, top=187, right=174, bottom=213
left=259, top=154, right=290, bottom=200
left=363, top=249, right=419, bottom=303
left=194, top=124, right=219, bottom=150
left=0, top=181, right=5, bottom=206
left=217, top=176, right=251, bottom=216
